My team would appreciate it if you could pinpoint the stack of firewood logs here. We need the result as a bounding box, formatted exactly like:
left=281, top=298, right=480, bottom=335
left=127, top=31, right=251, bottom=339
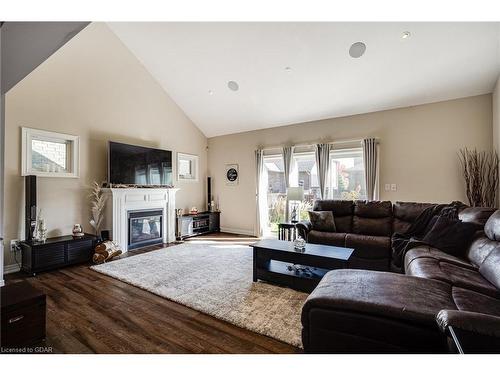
left=93, top=240, right=123, bottom=264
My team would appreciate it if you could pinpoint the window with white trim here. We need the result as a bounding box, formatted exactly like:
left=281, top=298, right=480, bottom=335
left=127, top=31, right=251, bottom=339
left=328, top=148, right=366, bottom=200
left=177, top=152, right=199, bottom=182
left=22, top=127, right=79, bottom=178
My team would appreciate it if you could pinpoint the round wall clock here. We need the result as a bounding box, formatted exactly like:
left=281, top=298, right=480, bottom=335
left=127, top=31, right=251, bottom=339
left=225, top=164, right=239, bottom=185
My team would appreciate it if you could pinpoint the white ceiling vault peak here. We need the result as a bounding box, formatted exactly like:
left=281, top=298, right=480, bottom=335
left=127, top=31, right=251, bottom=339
left=107, top=22, right=500, bottom=138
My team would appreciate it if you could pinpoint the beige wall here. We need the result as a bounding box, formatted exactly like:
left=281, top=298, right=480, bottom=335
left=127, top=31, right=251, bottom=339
left=3, top=23, right=208, bottom=267
left=494, top=76, right=500, bottom=203
left=208, top=95, right=493, bottom=235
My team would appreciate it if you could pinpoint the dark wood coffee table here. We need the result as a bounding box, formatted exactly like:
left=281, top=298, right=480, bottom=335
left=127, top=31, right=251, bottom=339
left=250, top=239, right=354, bottom=293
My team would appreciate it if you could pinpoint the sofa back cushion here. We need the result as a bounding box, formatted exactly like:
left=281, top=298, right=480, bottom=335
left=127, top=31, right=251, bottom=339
left=475, top=210, right=500, bottom=288
left=466, top=235, right=498, bottom=267
left=307, top=230, right=347, bottom=247
left=479, top=248, right=500, bottom=289
left=352, top=201, right=393, bottom=236
left=392, top=201, right=435, bottom=234
left=422, top=216, right=478, bottom=257
left=459, top=207, right=496, bottom=227
left=312, top=200, right=354, bottom=233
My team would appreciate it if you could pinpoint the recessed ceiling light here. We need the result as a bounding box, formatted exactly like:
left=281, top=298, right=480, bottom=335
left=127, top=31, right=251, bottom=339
left=402, top=31, right=411, bottom=39
left=208, top=90, right=214, bottom=95
left=285, top=66, right=292, bottom=72
left=349, top=42, right=366, bottom=58
left=227, top=81, right=239, bottom=91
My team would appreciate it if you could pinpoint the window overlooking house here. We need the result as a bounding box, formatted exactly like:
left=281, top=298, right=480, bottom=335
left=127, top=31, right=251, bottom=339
left=177, top=152, right=199, bottom=182
left=263, top=147, right=367, bottom=234
left=264, top=155, right=286, bottom=234
left=22, top=127, right=80, bottom=178
left=31, top=138, right=70, bottom=173
left=329, top=148, right=366, bottom=200
left=293, top=152, right=320, bottom=220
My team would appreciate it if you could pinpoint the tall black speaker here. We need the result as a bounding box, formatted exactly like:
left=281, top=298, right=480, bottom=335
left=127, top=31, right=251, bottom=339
left=25, top=175, right=37, bottom=241
left=207, top=176, right=212, bottom=211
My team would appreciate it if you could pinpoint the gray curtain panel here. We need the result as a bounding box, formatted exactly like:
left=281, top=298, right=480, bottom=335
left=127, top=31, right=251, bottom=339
left=282, top=146, right=293, bottom=188
left=282, top=146, right=293, bottom=220
left=315, top=143, right=332, bottom=199
left=362, top=138, right=379, bottom=201
left=255, top=149, right=265, bottom=237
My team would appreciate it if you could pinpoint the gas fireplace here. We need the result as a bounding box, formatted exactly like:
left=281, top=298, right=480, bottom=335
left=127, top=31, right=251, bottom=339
left=128, top=209, right=163, bottom=250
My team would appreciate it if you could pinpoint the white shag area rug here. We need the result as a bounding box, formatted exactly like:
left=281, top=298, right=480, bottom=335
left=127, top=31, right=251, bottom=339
left=91, top=241, right=308, bottom=347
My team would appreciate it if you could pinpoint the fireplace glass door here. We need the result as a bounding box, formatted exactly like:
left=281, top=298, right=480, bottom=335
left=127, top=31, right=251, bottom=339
left=128, top=209, right=163, bottom=249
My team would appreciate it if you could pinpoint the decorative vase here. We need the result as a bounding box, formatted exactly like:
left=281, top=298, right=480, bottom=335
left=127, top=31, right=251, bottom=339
left=293, top=236, right=306, bottom=252
left=72, top=224, right=84, bottom=238
left=37, top=216, right=48, bottom=243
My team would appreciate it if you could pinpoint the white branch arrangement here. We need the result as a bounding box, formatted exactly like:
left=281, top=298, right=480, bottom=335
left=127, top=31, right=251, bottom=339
left=89, top=181, right=107, bottom=236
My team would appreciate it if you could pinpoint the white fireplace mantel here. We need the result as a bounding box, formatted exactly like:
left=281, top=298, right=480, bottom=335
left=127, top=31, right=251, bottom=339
left=102, top=188, right=179, bottom=252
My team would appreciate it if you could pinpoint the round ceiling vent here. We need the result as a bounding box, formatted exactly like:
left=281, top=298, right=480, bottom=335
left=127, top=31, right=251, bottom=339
left=227, top=81, right=239, bottom=91
left=349, top=42, right=366, bottom=58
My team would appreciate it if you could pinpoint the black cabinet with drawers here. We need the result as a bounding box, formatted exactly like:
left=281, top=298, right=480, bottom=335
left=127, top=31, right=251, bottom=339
left=1, top=281, right=46, bottom=348
left=20, top=234, right=98, bottom=275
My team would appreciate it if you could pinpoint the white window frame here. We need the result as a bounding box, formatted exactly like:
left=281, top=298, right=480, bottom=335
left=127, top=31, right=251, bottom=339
left=329, top=147, right=366, bottom=200
left=177, top=152, right=199, bottom=182
left=21, top=127, right=80, bottom=178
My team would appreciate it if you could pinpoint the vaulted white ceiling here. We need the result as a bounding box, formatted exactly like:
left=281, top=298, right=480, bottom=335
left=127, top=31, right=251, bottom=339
left=108, top=22, right=500, bottom=137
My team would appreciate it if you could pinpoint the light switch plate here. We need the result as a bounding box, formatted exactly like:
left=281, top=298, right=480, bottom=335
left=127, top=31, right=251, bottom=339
left=384, top=184, right=391, bottom=191
left=390, top=184, right=397, bottom=191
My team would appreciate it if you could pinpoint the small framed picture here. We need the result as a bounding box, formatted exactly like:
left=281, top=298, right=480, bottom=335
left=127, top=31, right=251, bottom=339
left=225, top=164, right=239, bottom=185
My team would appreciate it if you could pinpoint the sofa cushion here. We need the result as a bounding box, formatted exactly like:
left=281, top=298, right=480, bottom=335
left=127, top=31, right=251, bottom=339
left=304, top=270, right=456, bottom=326
left=353, top=201, right=392, bottom=236
left=353, top=217, right=392, bottom=237
left=308, top=211, right=336, bottom=232
left=466, top=235, right=500, bottom=267
left=392, top=201, right=435, bottom=234
left=406, top=257, right=498, bottom=298
left=354, top=200, right=393, bottom=218
left=485, top=210, right=500, bottom=241
left=308, top=230, right=346, bottom=247
left=332, top=216, right=354, bottom=234
left=345, top=233, right=390, bottom=259
left=313, top=199, right=354, bottom=215
left=452, top=287, right=500, bottom=316
left=479, top=249, right=500, bottom=290
left=459, top=207, right=496, bottom=227
left=312, top=200, right=353, bottom=232
left=421, top=216, right=478, bottom=257
left=404, top=246, right=477, bottom=271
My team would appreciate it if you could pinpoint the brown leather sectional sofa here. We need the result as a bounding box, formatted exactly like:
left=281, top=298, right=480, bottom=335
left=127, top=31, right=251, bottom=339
left=298, top=200, right=500, bottom=353
left=297, top=200, right=439, bottom=271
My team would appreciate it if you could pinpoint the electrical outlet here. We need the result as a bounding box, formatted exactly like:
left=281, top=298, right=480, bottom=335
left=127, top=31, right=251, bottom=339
left=384, top=184, right=391, bottom=192
left=390, top=184, right=397, bottom=191
left=10, top=239, right=20, bottom=252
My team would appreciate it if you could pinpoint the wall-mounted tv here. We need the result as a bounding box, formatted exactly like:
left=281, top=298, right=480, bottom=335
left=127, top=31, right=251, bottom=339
left=108, top=141, right=173, bottom=186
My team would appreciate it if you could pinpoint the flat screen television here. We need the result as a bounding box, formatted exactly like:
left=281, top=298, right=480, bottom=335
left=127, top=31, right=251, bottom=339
left=108, top=141, right=173, bottom=186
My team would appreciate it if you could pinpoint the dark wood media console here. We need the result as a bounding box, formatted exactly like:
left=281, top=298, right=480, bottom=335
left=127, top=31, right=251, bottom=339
left=177, top=211, right=220, bottom=240
left=20, top=234, right=98, bottom=275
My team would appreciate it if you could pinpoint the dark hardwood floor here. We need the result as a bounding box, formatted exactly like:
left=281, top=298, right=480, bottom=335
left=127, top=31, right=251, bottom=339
left=5, top=233, right=301, bottom=354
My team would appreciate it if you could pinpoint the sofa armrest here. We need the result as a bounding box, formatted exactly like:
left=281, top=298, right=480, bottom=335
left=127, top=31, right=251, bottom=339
left=436, top=310, right=500, bottom=353
left=436, top=310, right=500, bottom=338
left=295, top=221, right=312, bottom=240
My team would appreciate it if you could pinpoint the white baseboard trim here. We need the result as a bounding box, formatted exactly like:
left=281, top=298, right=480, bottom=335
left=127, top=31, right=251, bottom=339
left=220, top=227, right=256, bottom=237
left=4, top=263, right=21, bottom=274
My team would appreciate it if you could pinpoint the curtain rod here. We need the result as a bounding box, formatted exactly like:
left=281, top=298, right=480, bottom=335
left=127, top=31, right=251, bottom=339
left=259, top=137, right=378, bottom=152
